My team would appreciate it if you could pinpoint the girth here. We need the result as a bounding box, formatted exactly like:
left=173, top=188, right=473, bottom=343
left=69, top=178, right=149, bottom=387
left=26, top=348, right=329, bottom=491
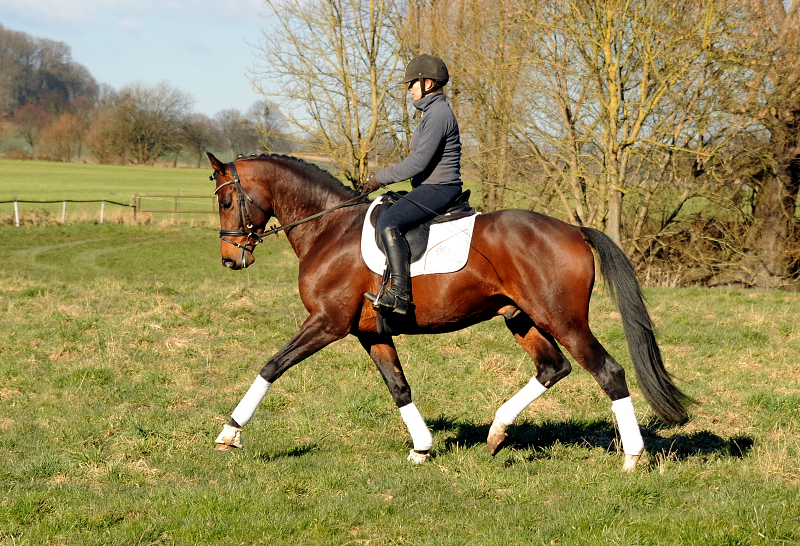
left=370, top=189, right=474, bottom=263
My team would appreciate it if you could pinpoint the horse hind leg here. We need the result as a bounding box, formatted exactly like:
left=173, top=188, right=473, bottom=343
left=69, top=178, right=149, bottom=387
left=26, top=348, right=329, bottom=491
left=488, top=311, right=572, bottom=456
left=562, top=330, right=645, bottom=472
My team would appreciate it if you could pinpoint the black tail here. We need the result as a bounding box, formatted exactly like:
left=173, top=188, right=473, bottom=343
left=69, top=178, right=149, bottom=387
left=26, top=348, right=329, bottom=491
left=581, top=227, right=693, bottom=424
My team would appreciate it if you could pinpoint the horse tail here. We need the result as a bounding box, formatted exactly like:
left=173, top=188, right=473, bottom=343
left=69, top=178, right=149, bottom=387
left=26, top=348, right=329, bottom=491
left=580, top=226, right=693, bottom=425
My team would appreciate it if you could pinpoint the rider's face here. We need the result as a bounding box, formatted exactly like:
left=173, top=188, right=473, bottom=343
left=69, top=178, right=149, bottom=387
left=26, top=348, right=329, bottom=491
left=408, top=79, right=435, bottom=101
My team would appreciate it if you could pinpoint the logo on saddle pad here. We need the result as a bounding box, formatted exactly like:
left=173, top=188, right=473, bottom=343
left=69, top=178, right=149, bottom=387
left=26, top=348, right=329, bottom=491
left=360, top=194, right=479, bottom=277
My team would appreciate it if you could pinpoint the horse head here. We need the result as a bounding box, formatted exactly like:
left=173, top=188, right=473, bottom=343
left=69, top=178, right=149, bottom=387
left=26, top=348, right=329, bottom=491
left=208, top=152, right=274, bottom=270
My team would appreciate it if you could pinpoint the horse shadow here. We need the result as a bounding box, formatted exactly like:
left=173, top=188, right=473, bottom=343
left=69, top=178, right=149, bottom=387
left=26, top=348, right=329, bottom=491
left=251, top=443, right=319, bottom=462
left=427, top=415, right=754, bottom=462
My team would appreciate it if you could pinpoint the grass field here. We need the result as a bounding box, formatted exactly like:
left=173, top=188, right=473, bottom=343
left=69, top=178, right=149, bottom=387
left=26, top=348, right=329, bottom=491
left=2, top=161, right=800, bottom=544
left=0, top=159, right=225, bottom=225
left=2, top=217, right=799, bottom=545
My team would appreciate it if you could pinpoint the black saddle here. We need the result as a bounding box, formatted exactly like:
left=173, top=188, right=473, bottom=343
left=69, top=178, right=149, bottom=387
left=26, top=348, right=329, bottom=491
left=370, top=189, right=474, bottom=263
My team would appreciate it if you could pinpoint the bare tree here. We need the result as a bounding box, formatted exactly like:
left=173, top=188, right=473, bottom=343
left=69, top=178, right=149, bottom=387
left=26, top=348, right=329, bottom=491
left=722, top=0, right=800, bottom=285
left=215, top=109, right=260, bottom=159
left=83, top=82, right=192, bottom=165
left=181, top=113, right=222, bottom=167
left=85, top=107, right=127, bottom=165
left=38, top=113, right=82, bottom=161
left=246, top=100, right=292, bottom=153
left=114, top=82, right=193, bottom=165
left=11, top=103, right=50, bottom=155
left=251, top=0, right=408, bottom=188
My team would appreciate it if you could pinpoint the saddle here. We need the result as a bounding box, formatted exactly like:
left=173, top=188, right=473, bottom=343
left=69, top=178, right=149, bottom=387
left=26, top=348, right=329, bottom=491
left=370, top=189, right=474, bottom=262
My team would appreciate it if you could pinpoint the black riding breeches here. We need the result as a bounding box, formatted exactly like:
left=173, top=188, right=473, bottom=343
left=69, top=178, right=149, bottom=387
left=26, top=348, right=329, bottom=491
left=376, top=184, right=463, bottom=235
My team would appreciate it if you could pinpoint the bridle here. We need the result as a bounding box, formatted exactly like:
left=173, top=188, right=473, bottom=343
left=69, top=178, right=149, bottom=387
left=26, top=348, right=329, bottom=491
left=214, top=161, right=267, bottom=256
left=213, top=160, right=369, bottom=263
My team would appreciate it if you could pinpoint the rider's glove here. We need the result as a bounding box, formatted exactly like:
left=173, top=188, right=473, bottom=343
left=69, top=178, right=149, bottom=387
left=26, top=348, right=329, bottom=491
left=362, top=173, right=380, bottom=194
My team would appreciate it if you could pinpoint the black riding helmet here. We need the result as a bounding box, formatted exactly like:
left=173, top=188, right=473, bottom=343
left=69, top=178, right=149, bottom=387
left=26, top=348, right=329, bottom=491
left=403, top=54, right=449, bottom=98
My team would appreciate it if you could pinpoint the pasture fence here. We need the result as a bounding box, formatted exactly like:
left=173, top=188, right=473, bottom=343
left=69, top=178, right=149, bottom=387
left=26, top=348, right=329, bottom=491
left=2, top=193, right=219, bottom=226
left=131, top=193, right=219, bottom=220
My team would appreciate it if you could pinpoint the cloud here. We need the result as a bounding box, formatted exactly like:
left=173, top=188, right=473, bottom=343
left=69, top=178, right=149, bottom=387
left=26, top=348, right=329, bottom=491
left=0, top=0, right=97, bottom=24
left=116, top=18, right=144, bottom=31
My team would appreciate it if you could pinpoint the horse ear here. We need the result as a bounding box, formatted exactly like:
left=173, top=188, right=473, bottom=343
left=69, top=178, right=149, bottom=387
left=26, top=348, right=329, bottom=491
left=207, top=152, right=226, bottom=173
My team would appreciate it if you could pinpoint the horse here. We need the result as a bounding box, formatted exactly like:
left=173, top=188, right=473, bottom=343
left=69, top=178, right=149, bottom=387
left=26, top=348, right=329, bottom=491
left=207, top=152, right=691, bottom=471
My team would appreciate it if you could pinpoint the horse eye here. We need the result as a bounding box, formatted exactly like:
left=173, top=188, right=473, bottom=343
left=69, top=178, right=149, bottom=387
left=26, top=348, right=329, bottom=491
left=221, top=200, right=233, bottom=211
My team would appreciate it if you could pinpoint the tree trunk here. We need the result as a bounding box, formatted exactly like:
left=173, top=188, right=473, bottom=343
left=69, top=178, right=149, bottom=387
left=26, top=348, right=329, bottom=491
left=606, top=186, right=623, bottom=247
left=742, top=163, right=799, bottom=285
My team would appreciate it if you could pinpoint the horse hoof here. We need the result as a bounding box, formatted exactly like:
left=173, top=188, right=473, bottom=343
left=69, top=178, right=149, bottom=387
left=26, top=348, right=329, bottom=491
left=214, top=424, right=243, bottom=450
left=407, top=449, right=429, bottom=464
left=622, top=451, right=643, bottom=472
left=487, top=418, right=508, bottom=456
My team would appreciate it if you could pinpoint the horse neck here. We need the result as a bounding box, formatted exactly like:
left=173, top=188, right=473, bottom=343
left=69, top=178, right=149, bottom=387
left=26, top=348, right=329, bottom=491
left=264, top=160, right=356, bottom=250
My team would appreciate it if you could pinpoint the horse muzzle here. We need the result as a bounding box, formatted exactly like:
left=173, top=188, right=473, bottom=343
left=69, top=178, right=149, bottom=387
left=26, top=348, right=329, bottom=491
left=220, top=242, right=255, bottom=270
left=221, top=254, right=254, bottom=270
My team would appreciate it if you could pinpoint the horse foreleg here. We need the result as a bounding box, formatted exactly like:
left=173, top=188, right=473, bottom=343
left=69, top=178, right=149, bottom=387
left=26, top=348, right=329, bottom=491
left=359, top=334, right=432, bottom=463
left=215, top=314, right=345, bottom=451
left=489, top=313, right=573, bottom=455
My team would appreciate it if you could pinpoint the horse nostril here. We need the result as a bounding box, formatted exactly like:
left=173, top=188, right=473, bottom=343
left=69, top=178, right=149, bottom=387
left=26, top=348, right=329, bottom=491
left=222, top=258, right=236, bottom=269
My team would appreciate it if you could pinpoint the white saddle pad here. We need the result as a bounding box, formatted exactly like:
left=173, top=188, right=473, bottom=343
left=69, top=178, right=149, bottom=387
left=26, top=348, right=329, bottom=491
left=360, top=195, right=479, bottom=277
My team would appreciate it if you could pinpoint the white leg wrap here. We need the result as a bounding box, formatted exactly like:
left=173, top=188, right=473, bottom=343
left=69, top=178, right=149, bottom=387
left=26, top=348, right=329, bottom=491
left=231, top=375, right=271, bottom=427
left=495, top=377, right=547, bottom=427
left=611, top=396, right=645, bottom=456
left=399, top=402, right=433, bottom=452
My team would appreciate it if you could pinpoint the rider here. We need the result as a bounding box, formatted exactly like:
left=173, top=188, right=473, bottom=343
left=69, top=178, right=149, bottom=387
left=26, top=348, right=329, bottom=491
left=363, top=54, right=463, bottom=315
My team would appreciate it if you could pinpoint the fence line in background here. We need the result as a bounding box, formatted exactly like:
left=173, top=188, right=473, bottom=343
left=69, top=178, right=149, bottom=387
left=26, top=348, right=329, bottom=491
left=0, top=198, right=131, bottom=227
left=131, top=193, right=218, bottom=220
left=1, top=195, right=219, bottom=226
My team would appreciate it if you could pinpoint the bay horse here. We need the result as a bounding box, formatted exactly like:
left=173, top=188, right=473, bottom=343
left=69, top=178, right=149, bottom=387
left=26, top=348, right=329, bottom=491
left=208, top=152, right=691, bottom=471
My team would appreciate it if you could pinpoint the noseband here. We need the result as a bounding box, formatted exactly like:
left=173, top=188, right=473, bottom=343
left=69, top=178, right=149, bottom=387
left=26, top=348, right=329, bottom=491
left=215, top=161, right=266, bottom=255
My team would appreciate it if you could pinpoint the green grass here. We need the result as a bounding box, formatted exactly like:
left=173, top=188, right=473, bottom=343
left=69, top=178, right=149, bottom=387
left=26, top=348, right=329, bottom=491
left=1, top=222, right=799, bottom=545
left=0, top=159, right=220, bottom=224
left=0, top=159, right=214, bottom=201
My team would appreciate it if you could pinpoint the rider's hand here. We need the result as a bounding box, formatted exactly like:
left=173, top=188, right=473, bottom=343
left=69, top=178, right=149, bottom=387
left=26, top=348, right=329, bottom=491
left=362, top=173, right=380, bottom=194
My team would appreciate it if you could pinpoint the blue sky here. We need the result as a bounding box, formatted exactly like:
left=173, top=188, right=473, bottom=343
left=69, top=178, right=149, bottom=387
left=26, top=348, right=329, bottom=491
left=0, top=0, right=271, bottom=118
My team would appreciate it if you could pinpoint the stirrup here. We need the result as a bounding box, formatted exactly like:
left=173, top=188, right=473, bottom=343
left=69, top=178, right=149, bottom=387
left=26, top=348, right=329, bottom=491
left=374, top=288, right=412, bottom=315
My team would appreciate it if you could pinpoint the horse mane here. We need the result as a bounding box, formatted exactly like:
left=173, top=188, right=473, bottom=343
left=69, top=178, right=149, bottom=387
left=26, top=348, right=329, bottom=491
left=251, top=154, right=360, bottom=199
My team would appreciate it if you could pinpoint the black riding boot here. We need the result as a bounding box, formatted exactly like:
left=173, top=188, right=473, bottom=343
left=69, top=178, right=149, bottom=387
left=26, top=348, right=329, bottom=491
left=365, top=226, right=413, bottom=315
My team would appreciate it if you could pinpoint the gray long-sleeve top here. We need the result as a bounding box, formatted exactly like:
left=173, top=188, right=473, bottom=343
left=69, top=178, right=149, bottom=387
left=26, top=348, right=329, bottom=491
left=375, top=93, right=462, bottom=188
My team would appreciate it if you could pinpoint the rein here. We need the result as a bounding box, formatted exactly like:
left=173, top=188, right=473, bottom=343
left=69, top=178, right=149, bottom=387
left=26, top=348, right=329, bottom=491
left=214, top=161, right=367, bottom=253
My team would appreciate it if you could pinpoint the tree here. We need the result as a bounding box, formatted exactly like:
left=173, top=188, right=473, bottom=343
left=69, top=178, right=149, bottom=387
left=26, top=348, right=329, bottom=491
left=181, top=113, right=223, bottom=167
left=215, top=109, right=261, bottom=159
left=39, top=113, right=82, bottom=162
left=0, top=23, right=97, bottom=117
left=723, top=0, right=800, bottom=285
left=504, top=0, right=730, bottom=246
left=11, top=103, right=50, bottom=155
left=251, top=0, right=408, bottom=188
left=85, top=107, right=127, bottom=165
left=246, top=100, right=292, bottom=153
left=113, top=82, right=193, bottom=165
